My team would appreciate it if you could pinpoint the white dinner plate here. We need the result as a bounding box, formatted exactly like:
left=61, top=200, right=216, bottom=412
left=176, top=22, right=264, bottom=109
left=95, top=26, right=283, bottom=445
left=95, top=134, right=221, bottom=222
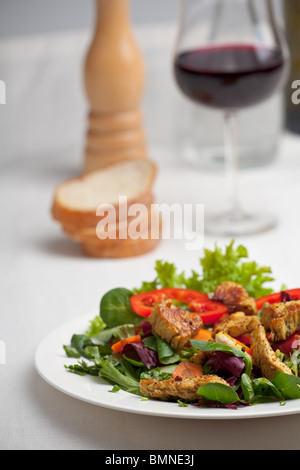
left=35, top=312, right=300, bottom=420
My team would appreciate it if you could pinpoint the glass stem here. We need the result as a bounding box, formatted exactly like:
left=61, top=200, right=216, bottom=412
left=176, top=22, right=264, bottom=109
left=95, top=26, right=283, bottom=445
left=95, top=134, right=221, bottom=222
left=223, top=110, right=241, bottom=218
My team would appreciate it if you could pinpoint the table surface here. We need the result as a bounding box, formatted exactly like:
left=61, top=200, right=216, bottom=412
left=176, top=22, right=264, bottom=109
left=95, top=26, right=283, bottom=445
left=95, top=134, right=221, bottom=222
left=1, top=25, right=300, bottom=451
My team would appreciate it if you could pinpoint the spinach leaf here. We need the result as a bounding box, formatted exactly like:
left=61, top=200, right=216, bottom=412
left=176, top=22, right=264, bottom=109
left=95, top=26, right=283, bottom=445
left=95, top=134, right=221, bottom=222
left=142, top=336, right=158, bottom=351
left=252, top=377, right=282, bottom=399
left=154, top=333, right=180, bottom=365
left=123, top=354, right=145, bottom=368
left=197, top=383, right=240, bottom=404
left=70, top=334, right=94, bottom=359
left=69, top=334, right=111, bottom=359
left=143, top=333, right=180, bottom=365
left=100, top=288, right=141, bottom=328
left=63, top=344, right=81, bottom=358
left=241, top=373, right=255, bottom=402
left=271, top=371, right=300, bottom=400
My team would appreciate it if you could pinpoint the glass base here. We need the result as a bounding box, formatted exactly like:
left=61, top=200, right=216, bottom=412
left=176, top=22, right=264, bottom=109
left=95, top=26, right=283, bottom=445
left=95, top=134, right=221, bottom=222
left=205, top=210, right=277, bottom=237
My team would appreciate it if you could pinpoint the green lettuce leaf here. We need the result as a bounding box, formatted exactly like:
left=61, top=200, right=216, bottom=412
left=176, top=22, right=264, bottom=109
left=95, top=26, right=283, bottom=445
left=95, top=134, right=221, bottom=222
left=98, top=360, right=141, bottom=395
left=194, top=240, right=274, bottom=297
left=197, top=383, right=240, bottom=404
left=252, top=377, right=282, bottom=399
left=142, top=333, right=180, bottom=365
left=133, top=240, right=275, bottom=298
left=240, top=373, right=255, bottom=402
left=85, top=316, right=106, bottom=337
left=271, top=371, right=300, bottom=400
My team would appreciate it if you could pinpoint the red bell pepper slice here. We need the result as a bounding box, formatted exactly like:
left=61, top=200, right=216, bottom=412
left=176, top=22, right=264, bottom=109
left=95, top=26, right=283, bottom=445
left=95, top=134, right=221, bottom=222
left=275, top=331, right=300, bottom=356
left=130, top=290, right=162, bottom=317
left=158, top=288, right=209, bottom=304
left=255, top=288, right=300, bottom=311
left=188, top=300, right=228, bottom=325
left=130, top=288, right=209, bottom=318
left=235, top=334, right=251, bottom=345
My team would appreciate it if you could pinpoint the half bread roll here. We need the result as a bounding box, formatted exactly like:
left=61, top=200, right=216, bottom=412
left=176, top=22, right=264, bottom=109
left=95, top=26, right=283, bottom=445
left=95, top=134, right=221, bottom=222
left=52, top=159, right=156, bottom=227
left=51, top=158, right=160, bottom=258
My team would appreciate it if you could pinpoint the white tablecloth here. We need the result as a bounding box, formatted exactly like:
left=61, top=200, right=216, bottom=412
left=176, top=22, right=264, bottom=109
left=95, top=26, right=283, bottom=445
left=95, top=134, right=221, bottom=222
left=1, top=24, right=300, bottom=450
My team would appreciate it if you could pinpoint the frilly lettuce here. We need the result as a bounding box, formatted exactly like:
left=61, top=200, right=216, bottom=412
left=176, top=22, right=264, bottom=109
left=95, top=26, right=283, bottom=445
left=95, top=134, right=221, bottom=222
left=134, top=240, right=275, bottom=298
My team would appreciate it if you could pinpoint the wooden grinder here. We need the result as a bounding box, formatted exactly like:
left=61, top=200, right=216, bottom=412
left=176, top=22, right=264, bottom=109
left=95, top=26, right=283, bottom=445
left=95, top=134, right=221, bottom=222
left=83, top=0, right=148, bottom=172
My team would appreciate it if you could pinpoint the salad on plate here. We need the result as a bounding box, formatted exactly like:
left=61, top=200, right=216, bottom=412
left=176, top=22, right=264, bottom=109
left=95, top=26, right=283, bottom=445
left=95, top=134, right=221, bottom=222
left=63, top=241, right=300, bottom=410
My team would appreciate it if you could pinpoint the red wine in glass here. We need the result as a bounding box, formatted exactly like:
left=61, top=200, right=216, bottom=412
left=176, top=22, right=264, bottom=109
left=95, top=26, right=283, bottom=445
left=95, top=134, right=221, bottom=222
left=173, top=0, right=290, bottom=236
left=174, top=44, right=286, bottom=110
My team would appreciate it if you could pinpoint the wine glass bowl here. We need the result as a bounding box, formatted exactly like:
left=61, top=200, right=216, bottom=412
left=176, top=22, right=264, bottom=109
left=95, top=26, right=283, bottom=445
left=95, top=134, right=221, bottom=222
left=174, top=44, right=287, bottom=110
left=174, top=0, right=290, bottom=236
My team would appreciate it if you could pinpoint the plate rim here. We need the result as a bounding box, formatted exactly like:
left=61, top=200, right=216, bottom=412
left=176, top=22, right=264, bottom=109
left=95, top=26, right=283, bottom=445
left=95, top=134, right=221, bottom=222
left=34, top=312, right=300, bottom=421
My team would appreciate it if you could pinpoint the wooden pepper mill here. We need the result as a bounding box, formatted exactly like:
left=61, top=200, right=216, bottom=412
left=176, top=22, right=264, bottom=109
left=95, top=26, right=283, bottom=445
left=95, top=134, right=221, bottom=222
left=83, top=0, right=148, bottom=172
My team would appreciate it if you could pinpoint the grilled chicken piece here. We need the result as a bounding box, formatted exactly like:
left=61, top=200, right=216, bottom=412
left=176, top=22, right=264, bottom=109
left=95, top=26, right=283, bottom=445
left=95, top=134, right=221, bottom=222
left=140, top=375, right=229, bottom=401
left=213, top=312, right=260, bottom=338
left=191, top=323, right=255, bottom=364
left=190, top=350, right=210, bottom=366
left=261, top=301, right=300, bottom=342
left=250, top=323, right=293, bottom=380
left=148, top=300, right=203, bottom=351
left=214, top=332, right=248, bottom=352
left=260, top=304, right=277, bottom=331
left=212, top=281, right=257, bottom=316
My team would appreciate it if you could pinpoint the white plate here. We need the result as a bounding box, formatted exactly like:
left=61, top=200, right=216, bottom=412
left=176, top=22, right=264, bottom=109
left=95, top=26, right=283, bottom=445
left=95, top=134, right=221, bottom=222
left=35, top=312, right=300, bottom=420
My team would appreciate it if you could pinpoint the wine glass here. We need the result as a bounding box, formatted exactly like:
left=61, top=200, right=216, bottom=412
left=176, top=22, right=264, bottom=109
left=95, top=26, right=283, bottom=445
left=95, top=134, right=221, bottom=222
left=174, top=0, right=290, bottom=236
